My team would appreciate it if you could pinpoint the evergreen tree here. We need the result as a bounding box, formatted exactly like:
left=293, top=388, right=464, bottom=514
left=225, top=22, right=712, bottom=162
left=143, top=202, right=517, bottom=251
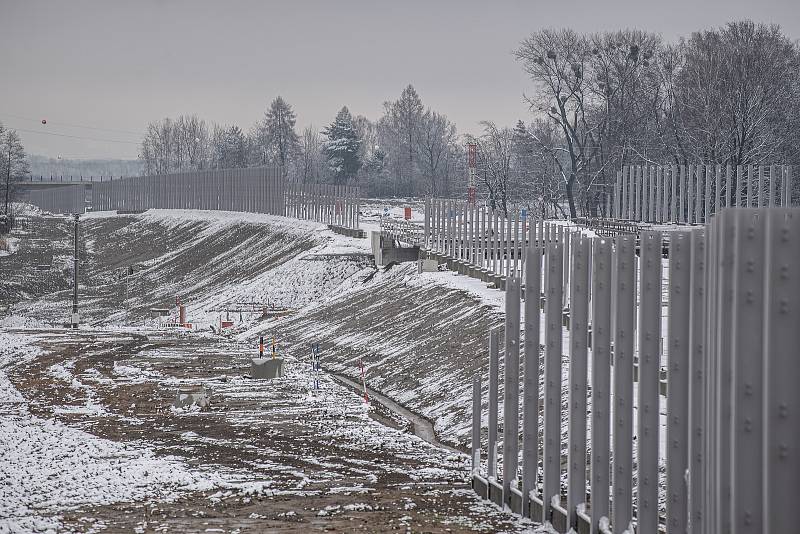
left=322, top=107, right=362, bottom=185
left=253, top=96, right=300, bottom=177
left=212, top=125, right=248, bottom=169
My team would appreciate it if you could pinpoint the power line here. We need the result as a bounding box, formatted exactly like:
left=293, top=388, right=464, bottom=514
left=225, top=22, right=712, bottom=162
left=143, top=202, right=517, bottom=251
left=34, top=154, right=141, bottom=161
left=8, top=126, right=141, bottom=145
left=0, top=112, right=144, bottom=136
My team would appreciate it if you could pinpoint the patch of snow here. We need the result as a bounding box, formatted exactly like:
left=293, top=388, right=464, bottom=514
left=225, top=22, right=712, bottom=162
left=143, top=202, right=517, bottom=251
left=0, top=331, right=225, bottom=532
left=0, top=236, right=19, bottom=257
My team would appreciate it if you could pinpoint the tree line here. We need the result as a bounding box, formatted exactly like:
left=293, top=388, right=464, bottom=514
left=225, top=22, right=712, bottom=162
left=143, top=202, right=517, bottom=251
left=140, top=86, right=465, bottom=199
left=133, top=21, right=800, bottom=216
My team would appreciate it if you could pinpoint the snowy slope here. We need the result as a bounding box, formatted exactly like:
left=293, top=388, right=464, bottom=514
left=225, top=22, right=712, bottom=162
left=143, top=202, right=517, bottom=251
left=6, top=209, right=373, bottom=328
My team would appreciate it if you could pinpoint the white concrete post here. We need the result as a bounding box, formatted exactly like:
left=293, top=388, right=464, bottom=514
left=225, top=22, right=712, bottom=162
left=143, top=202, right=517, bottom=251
left=502, top=276, right=521, bottom=507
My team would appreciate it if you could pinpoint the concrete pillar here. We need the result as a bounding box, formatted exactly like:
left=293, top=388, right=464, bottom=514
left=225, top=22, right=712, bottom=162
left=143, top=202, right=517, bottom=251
left=472, top=376, right=481, bottom=474
left=488, top=327, right=500, bottom=478
left=502, top=276, right=521, bottom=507
left=521, top=242, right=541, bottom=516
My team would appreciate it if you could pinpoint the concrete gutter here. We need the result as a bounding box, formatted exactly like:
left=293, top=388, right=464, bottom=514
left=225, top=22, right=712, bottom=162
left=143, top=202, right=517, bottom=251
left=328, top=371, right=464, bottom=456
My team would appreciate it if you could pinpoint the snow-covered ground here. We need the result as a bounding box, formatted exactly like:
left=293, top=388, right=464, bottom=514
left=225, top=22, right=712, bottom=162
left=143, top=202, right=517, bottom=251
left=0, top=236, right=19, bottom=257
left=1, top=205, right=682, bottom=530
left=0, top=332, right=223, bottom=534
left=0, top=327, right=543, bottom=533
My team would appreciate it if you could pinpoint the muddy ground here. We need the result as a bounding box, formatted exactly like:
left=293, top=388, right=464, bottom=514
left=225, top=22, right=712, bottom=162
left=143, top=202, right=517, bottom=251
left=5, top=328, right=533, bottom=533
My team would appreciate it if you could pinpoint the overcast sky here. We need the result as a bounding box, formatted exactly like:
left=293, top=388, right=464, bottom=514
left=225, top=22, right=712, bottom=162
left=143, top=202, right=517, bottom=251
left=1, top=0, right=798, bottom=160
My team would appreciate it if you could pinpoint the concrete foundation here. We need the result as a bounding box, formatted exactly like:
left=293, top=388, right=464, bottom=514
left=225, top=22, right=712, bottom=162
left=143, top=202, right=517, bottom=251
left=418, top=258, right=439, bottom=273
left=488, top=275, right=505, bottom=290
left=174, top=390, right=211, bottom=409
left=371, top=230, right=420, bottom=266
left=250, top=358, right=284, bottom=379
left=328, top=224, right=366, bottom=238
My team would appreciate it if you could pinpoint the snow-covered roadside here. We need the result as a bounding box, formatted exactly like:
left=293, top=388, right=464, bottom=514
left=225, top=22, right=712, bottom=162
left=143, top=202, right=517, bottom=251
left=0, top=332, right=220, bottom=533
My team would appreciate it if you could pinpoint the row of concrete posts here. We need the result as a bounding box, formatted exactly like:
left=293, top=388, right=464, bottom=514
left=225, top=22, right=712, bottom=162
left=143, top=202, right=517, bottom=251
left=613, top=164, right=794, bottom=224
left=27, top=166, right=361, bottom=229
left=469, top=206, right=799, bottom=534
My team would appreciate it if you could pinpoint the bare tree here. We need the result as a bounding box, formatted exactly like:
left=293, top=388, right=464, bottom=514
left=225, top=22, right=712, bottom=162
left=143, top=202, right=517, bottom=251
left=516, top=29, right=666, bottom=217
left=514, top=119, right=569, bottom=218
left=416, top=110, right=457, bottom=196
left=140, top=115, right=210, bottom=175
left=668, top=21, right=800, bottom=166
left=1, top=126, right=30, bottom=216
left=379, top=85, right=424, bottom=196
left=470, top=121, right=513, bottom=216
left=516, top=29, right=602, bottom=218
left=299, top=126, right=324, bottom=183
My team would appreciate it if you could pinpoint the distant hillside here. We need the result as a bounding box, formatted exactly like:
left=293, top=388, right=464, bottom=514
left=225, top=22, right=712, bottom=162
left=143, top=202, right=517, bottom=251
left=28, top=155, right=144, bottom=179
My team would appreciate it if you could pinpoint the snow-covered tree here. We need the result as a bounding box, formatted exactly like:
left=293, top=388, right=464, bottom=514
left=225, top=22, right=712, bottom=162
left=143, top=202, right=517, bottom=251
left=211, top=125, right=248, bottom=169
left=416, top=110, right=457, bottom=196
left=322, top=107, right=362, bottom=185
left=667, top=21, right=800, bottom=166
left=140, top=115, right=210, bottom=175
left=469, top=121, right=514, bottom=216
left=379, top=85, right=424, bottom=195
left=251, top=96, right=300, bottom=177
left=1, top=124, right=30, bottom=216
left=298, top=126, right=325, bottom=183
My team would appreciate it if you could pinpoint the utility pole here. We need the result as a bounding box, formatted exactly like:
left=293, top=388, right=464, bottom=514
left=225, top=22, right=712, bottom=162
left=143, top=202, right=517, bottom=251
left=71, top=214, right=79, bottom=329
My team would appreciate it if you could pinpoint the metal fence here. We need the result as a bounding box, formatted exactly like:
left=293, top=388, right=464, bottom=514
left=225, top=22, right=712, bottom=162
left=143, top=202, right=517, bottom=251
left=23, top=175, right=122, bottom=183
left=423, top=198, right=533, bottom=280
left=468, top=207, right=800, bottom=534
left=613, top=164, right=795, bottom=224
left=284, top=180, right=361, bottom=229
left=26, top=185, right=87, bottom=216
left=380, top=217, right=425, bottom=247
left=92, top=167, right=285, bottom=214
left=28, top=167, right=361, bottom=228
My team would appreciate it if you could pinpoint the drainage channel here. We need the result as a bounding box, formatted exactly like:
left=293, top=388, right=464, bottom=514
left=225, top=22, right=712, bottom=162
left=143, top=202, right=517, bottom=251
left=328, top=372, right=464, bottom=456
